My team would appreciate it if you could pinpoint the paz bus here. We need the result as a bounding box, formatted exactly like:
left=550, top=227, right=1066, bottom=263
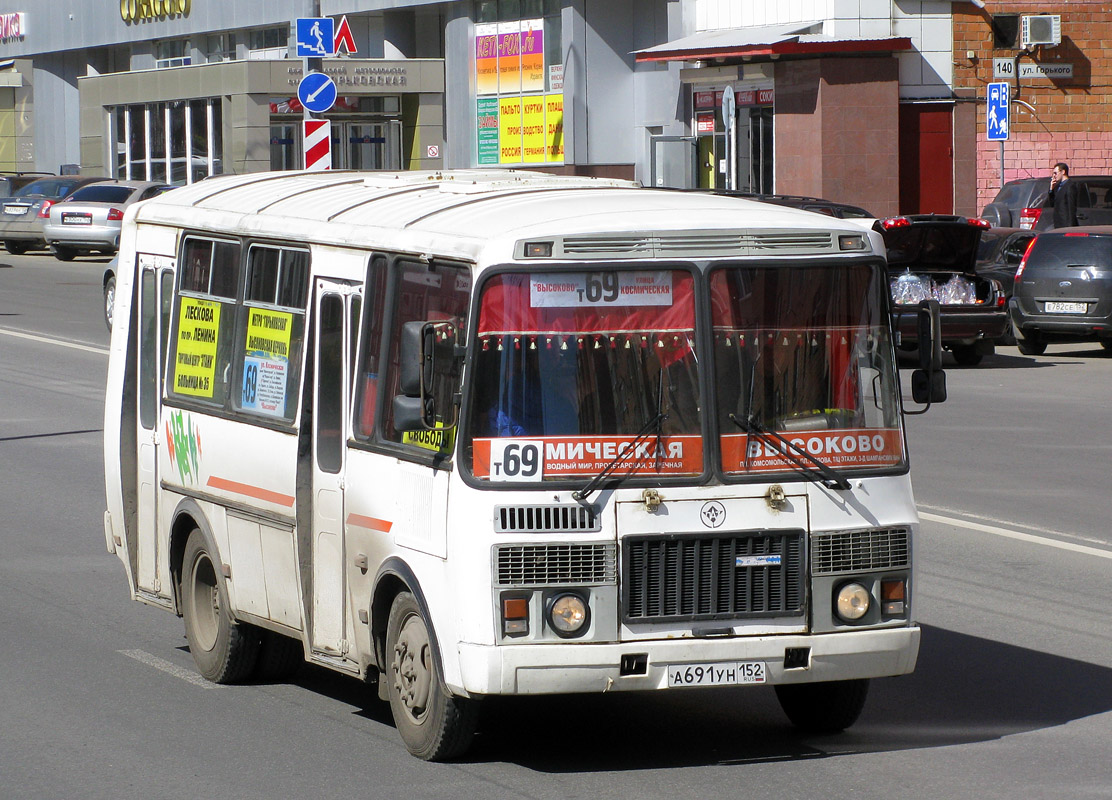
left=103, top=170, right=945, bottom=760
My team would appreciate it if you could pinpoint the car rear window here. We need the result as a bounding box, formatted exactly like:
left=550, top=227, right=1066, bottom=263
left=15, top=179, right=81, bottom=198
left=991, top=182, right=1028, bottom=206
left=1027, top=234, right=1112, bottom=269
left=883, top=224, right=982, bottom=271
left=66, top=185, right=135, bottom=204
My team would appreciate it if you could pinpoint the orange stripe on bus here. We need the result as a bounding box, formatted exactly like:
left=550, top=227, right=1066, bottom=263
left=206, top=476, right=295, bottom=507
left=347, top=513, right=393, bottom=533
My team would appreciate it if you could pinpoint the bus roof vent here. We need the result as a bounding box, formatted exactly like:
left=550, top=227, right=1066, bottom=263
left=744, top=230, right=835, bottom=253
left=494, top=504, right=601, bottom=533
left=560, top=235, right=654, bottom=256
left=655, top=232, right=746, bottom=255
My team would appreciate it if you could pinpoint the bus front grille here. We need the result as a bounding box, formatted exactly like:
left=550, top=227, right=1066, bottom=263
left=622, top=531, right=805, bottom=622
left=494, top=504, right=601, bottom=533
left=811, top=528, right=910, bottom=575
left=495, top=543, right=617, bottom=587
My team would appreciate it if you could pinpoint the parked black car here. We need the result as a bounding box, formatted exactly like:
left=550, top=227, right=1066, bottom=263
left=880, top=214, right=1008, bottom=365
left=1010, top=226, right=1112, bottom=355
left=980, top=175, right=1112, bottom=229
left=975, top=227, right=1038, bottom=344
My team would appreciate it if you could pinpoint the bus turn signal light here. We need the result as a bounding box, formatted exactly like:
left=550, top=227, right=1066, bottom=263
left=881, top=578, right=906, bottom=615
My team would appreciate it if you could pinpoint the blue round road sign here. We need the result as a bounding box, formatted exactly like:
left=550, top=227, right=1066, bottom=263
left=298, top=72, right=337, bottom=114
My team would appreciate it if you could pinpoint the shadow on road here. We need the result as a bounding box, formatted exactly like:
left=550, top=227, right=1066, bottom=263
left=453, top=624, right=1112, bottom=770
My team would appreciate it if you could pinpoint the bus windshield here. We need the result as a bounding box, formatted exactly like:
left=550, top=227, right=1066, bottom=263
left=711, top=262, right=905, bottom=479
left=466, top=268, right=702, bottom=483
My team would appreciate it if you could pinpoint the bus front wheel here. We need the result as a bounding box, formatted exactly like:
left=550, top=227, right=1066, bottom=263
left=181, top=529, right=259, bottom=683
left=385, top=592, right=478, bottom=760
left=775, top=678, right=869, bottom=734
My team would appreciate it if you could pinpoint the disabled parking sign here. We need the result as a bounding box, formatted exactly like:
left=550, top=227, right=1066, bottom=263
left=987, top=82, right=1009, bottom=141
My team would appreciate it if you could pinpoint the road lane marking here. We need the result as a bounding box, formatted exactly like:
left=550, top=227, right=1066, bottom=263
left=118, top=649, right=223, bottom=689
left=0, top=327, right=107, bottom=355
left=919, top=511, right=1112, bottom=561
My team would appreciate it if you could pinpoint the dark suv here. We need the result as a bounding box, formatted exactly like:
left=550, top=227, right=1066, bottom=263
left=880, top=214, right=1008, bottom=365
left=981, top=175, right=1112, bottom=229
left=1010, top=227, right=1112, bottom=355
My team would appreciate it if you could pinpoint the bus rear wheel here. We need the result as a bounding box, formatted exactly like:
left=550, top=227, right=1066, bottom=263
left=385, top=592, right=478, bottom=761
left=181, top=529, right=259, bottom=683
left=775, top=678, right=870, bottom=734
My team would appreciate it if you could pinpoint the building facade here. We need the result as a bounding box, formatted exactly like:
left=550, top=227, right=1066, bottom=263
left=955, top=2, right=1112, bottom=216
left=3, top=1, right=1070, bottom=219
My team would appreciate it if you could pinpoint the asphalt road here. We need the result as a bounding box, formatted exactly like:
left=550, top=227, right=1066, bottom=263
left=1, top=251, right=1110, bottom=799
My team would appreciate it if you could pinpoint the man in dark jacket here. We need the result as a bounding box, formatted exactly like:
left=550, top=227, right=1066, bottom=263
left=1045, top=162, right=1080, bottom=228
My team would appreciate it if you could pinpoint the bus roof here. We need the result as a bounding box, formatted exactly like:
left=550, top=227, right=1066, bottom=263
left=132, top=170, right=876, bottom=262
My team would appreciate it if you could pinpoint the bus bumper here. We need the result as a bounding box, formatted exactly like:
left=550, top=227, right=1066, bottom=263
left=456, top=625, right=920, bottom=696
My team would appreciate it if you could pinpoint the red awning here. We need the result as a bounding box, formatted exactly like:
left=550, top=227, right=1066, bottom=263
left=634, top=22, right=912, bottom=63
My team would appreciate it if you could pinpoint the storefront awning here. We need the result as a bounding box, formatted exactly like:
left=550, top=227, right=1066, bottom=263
left=634, top=22, right=912, bottom=63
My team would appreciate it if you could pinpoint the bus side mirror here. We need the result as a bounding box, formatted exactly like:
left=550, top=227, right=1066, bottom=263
left=395, top=319, right=460, bottom=431
left=911, top=299, right=947, bottom=404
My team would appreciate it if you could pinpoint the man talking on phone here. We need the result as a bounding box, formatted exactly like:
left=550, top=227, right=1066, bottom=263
left=1044, top=162, right=1080, bottom=228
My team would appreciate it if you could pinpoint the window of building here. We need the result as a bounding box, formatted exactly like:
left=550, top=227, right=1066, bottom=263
left=206, top=33, right=237, bottom=63
left=248, top=27, right=290, bottom=60
left=111, top=99, right=223, bottom=185
left=155, top=39, right=192, bottom=69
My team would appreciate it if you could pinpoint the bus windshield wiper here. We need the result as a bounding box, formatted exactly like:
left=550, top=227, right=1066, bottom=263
left=728, top=413, right=851, bottom=491
left=572, top=410, right=669, bottom=502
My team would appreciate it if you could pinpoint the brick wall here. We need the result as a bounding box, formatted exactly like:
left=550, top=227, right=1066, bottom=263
left=955, top=3, right=1112, bottom=212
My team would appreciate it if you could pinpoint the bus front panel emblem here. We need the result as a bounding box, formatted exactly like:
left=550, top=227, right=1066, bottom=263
left=700, top=501, right=725, bottom=528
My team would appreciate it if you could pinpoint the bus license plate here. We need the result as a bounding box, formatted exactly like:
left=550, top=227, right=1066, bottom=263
left=667, top=661, right=766, bottom=687
left=1044, top=301, right=1086, bottom=314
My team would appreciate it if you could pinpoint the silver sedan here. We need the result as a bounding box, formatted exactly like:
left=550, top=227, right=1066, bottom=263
left=43, top=180, right=173, bottom=260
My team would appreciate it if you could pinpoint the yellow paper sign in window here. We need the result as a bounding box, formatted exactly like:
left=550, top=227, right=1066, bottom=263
left=243, top=307, right=294, bottom=417
left=174, top=297, right=220, bottom=398
left=522, top=94, right=546, bottom=163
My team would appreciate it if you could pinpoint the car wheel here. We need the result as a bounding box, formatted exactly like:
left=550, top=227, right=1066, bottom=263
left=776, top=679, right=870, bottom=734
left=52, top=246, right=76, bottom=262
left=181, top=528, right=260, bottom=683
left=4, top=240, right=29, bottom=255
left=386, top=591, right=478, bottom=761
left=103, top=275, right=116, bottom=331
left=1016, top=329, right=1047, bottom=356
left=950, top=344, right=983, bottom=366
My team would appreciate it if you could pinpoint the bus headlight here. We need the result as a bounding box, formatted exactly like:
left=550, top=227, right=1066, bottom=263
left=548, top=593, right=589, bottom=637
left=835, top=582, right=871, bottom=622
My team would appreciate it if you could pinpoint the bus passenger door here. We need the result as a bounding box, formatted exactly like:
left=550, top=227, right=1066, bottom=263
left=310, top=280, right=360, bottom=656
left=136, top=261, right=174, bottom=596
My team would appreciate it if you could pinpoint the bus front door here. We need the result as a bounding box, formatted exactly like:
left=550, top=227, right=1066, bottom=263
left=309, top=281, right=360, bottom=657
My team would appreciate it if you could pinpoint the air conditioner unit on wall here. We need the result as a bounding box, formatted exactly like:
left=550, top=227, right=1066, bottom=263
left=1021, top=15, right=1061, bottom=48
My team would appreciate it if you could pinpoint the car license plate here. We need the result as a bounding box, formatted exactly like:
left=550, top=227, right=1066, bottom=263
left=62, top=213, right=91, bottom=225
left=667, top=661, right=766, bottom=687
left=1044, top=301, right=1086, bottom=314
left=4, top=205, right=28, bottom=216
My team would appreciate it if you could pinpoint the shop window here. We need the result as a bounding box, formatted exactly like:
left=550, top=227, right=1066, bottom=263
left=111, top=99, right=222, bottom=184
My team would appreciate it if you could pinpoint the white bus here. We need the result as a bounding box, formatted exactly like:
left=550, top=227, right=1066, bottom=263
left=104, top=170, right=945, bottom=760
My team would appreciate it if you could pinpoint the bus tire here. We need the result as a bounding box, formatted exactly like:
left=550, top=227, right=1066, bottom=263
left=181, top=528, right=259, bottom=683
left=775, top=678, right=869, bottom=734
left=385, top=591, right=478, bottom=760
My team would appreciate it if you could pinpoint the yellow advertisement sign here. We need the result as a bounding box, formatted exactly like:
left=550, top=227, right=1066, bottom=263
left=174, top=297, right=220, bottom=398
left=546, top=93, right=564, bottom=161
left=522, top=95, right=547, bottom=163
left=499, top=96, right=523, bottom=164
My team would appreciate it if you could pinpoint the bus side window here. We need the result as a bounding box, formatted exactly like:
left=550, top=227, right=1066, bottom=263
left=353, top=255, right=387, bottom=440
left=381, top=258, right=471, bottom=453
